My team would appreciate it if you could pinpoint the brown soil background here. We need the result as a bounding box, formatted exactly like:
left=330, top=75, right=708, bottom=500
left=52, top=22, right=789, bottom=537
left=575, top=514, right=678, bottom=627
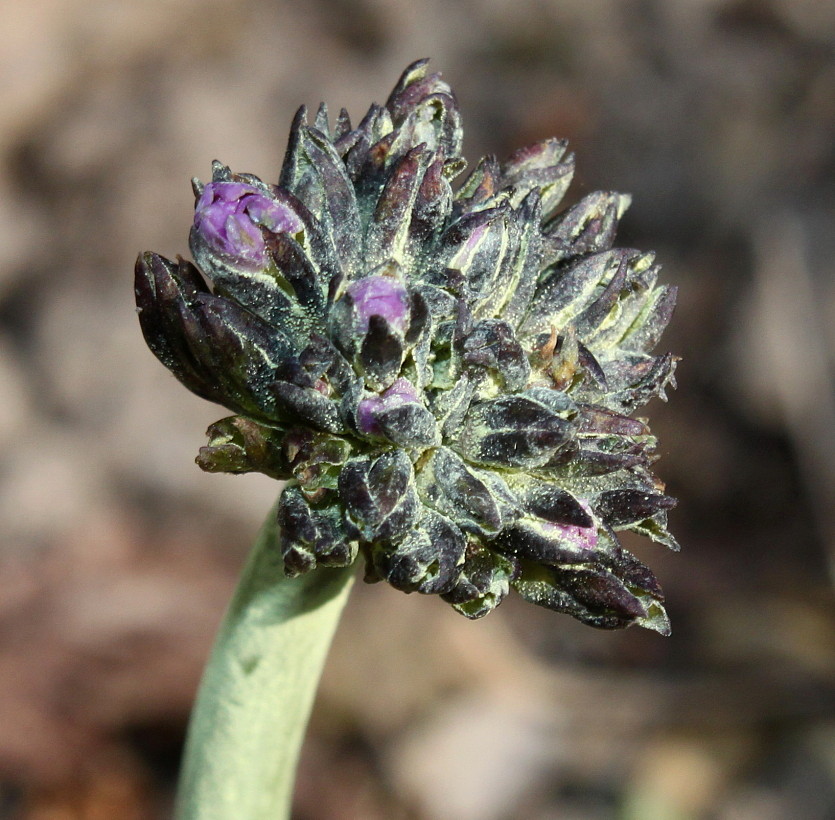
left=2, top=1, right=835, bottom=817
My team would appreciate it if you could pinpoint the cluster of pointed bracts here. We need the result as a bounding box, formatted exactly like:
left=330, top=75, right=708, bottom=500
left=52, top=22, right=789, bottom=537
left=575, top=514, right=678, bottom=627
left=135, top=60, right=679, bottom=632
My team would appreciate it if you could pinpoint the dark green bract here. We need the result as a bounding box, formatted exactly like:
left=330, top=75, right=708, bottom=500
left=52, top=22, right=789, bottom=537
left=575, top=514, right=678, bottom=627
left=135, top=60, right=678, bottom=632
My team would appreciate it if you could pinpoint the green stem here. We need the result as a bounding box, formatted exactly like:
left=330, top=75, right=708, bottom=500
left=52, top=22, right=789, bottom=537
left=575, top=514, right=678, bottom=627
left=175, top=502, right=355, bottom=820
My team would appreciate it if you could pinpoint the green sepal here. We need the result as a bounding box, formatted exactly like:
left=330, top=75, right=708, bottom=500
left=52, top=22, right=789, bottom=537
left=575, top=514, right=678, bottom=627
left=196, top=416, right=290, bottom=480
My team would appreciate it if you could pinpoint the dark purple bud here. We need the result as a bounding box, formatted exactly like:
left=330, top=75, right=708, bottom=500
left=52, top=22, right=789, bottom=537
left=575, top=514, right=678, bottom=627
left=338, top=104, right=388, bottom=182
left=562, top=445, right=646, bottom=476
left=428, top=374, right=475, bottom=438
left=386, top=59, right=447, bottom=124
left=328, top=272, right=412, bottom=372
left=385, top=59, right=463, bottom=159
left=313, top=102, right=330, bottom=136
left=277, top=486, right=357, bottom=577
left=413, top=283, right=458, bottom=325
left=578, top=256, right=660, bottom=351
left=404, top=289, right=430, bottom=346
left=282, top=125, right=362, bottom=275
left=279, top=106, right=308, bottom=190
left=577, top=342, right=608, bottom=391
left=542, top=191, right=631, bottom=266
left=573, top=254, right=631, bottom=336
left=552, top=566, right=647, bottom=619
left=356, top=378, right=439, bottom=448
left=275, top=356, right=317, bottom=390
left=299, top=335, right=354, bottom=394
left=456, top=319, right=530, bottom=391
left=500, top=138, right=574, bottom=217
left=453, top=388, right=577, bottom=470
left=187, top=292, right=291, bottom=419
left=519, top=249, right=641, bottom=340
left=621, top=285, right=678, bottom=353
left=605, top=352, right=678, bottom=411
left=410, top=154, right=452, bottom=242
left=512, top=562, right=651, bottom=630
left=193, top=181, right=304, bottom=268
left=441, top=548, right=518, bottom=619
left=578, top=405, right=649, bottom=436
left=333, top=107, right=352, bottom=140
left=338, top=450, right=420, bottom=543
left=418, top=447, right=517, bottom=535
left=134, top=252, right=217, bottom=403
left=442, top=205, right=510, bottom=297
left=524, top=484, right=593, bottom=528
left=136, top=251, right=293, bottom=421
left=593, top=489, right=676, bottom=527
left=375, top=402, right=439, bottom=449
left=366, top=146, right=430, bottom=267
left=189, top=188, right=322, bottom=339
left=611, top=548, right=665, bottom=600
left=357, top=377, right=420, bottom=434
left=491, top=510, right=598, bottom=565
left=494, top=190, right=543, bottom=328
left=273, top=381, right=344, bottom=434
left=264, top=231, right=327, bottom=318
left=371, top=508, right=465, bottom=595
left=455, top=155, right=501, bottom=212
left=359, top=314, right=405, bottom=390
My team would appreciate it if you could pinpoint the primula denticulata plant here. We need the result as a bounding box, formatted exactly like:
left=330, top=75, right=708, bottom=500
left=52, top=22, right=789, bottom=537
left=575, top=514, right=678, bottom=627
left=136, top=60, right=679, bottom=819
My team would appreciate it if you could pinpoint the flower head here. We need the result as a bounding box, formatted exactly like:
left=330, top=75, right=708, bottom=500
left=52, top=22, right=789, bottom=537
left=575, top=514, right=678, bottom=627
left=136, top=60, right=679, bottom=633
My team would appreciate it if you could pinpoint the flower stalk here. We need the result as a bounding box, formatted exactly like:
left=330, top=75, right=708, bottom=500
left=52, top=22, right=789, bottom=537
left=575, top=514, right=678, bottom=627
left=175, top=502, right=354, bottom=820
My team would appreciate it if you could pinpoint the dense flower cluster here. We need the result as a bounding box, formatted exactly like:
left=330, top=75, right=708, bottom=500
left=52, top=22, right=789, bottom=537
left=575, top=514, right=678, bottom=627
left=135, top=60, right=678, bottom=632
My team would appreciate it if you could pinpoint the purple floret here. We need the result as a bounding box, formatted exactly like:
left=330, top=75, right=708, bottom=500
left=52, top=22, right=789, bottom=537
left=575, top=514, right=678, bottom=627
left=357, top=378, right=421, bottom=435
left=194, top=182, right=304, bottom=267
left=346, top=275, right=411, bottom=334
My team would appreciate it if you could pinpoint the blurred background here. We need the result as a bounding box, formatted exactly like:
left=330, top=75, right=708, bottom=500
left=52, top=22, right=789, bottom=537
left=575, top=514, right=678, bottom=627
left=2, top=0, right=835, bottom=817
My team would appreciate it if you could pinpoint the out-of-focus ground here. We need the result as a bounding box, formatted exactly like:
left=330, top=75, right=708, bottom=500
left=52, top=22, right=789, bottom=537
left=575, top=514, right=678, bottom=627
left=2, top=0, right=835, bottom=817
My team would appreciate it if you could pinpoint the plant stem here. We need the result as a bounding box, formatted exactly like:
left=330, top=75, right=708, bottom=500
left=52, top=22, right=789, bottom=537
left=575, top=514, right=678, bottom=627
left=175, top=502, right=355, bottom=819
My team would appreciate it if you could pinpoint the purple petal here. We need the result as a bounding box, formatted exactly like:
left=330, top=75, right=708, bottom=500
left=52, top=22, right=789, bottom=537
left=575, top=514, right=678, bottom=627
left=193, top=181, right=304, bottom=267
left=357, top=377, right=421, bottom=434
left=346, top=275, right=410, bottom=334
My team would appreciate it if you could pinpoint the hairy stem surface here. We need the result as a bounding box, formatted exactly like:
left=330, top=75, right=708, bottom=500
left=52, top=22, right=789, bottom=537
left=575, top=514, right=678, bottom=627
left=175, top=503, right=355, bottom=819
